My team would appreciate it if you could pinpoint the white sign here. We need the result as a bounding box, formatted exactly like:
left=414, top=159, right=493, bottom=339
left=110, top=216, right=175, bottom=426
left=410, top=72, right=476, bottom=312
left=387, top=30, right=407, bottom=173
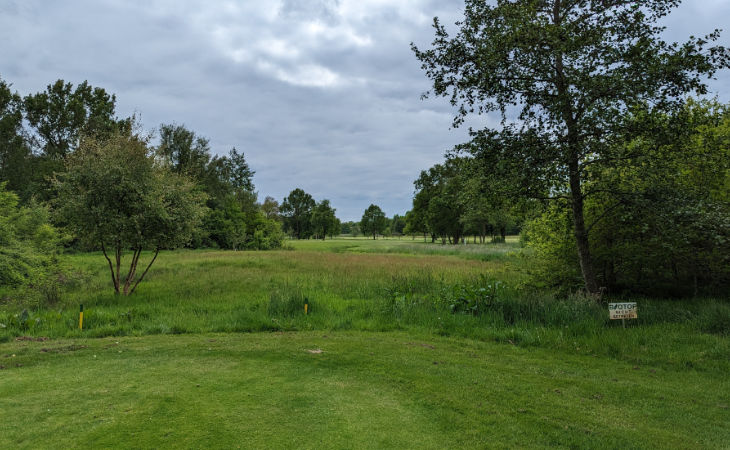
left=609, top=302, right=637, bottom=320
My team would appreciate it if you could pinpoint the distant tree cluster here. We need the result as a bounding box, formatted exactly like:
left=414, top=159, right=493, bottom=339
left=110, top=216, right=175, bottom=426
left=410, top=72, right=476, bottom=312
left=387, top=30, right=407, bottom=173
left=280, top=188, right=340, bottom=240
left=403, top=158, right=521, bottom=245
left=156, top=123, right=283, bottom=251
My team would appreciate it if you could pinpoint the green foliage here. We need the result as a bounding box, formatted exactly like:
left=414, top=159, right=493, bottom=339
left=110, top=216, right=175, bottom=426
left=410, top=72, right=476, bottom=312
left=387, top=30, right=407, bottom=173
left=411, top=158, right=519, bottom=245
left=310, top=199, right=338, bottom=240
left=248, top=213, right=285, bottom=250
left=158, top=123, right=212, bottom=181
left=54, top=130, right=206, bottom=294
left=202, top=200, right=247, bottom=250
left=0, top=183, right=63, bottom=304
left=260, top=196, right=280, bottom=220
left=522, top=202, right=583, bottom=292
left=340, top=220, right=360, bottom=236
left=0, top=79, right=32, bottom=201
left=280, top=188, right=315, bottom=239
left=442, top=279, right=506, bottom=315
left=156, top=123, right=281, bottom=250
left=525, top=101, right=730, bottom=296
left=390, top=214, right=406, bottom=236
left=360, top=204, right=387, bottom=239
left=24, top=79, right=119, bottom=158
left=414, top=0, right=730, bottom=293
left=21, top=79, right=123, bottom=202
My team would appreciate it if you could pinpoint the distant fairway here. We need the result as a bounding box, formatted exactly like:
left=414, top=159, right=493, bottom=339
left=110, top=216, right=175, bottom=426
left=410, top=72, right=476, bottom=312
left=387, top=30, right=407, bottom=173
left=1, top=238, right=728, bottom=448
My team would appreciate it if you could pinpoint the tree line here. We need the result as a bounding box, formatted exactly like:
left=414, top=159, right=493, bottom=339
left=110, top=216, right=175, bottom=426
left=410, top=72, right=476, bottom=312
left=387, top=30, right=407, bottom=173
left=0, top=77, right=286, bottom=295
left=0, top=76, right=412, bottom=296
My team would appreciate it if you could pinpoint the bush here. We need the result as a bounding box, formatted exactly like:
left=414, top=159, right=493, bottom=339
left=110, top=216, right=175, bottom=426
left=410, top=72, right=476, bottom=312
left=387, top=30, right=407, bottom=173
left=0, top=184, right=64, bottom=305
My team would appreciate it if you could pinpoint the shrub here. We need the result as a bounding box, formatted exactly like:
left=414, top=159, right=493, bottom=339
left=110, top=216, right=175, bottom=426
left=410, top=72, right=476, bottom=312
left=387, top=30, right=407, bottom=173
left=0, top=183, right=64, bottom=305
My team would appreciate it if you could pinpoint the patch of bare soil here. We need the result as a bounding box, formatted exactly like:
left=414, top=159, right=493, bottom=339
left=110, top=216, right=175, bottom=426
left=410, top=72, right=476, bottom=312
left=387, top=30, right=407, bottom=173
left=15, top=336, right=50, bottom=342
left=39, top=345, right=88, bottom=353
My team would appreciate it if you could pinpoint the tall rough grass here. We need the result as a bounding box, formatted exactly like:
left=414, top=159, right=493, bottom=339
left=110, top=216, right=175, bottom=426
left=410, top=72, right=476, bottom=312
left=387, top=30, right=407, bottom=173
left=0, top=241, right=728, bottom=370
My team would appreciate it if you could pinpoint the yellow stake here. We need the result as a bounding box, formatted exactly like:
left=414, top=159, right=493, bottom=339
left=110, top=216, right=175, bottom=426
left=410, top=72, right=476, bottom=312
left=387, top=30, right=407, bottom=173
left=304, top=303, right=308, bottom=315
left=79, top=304, right=84, bottom=330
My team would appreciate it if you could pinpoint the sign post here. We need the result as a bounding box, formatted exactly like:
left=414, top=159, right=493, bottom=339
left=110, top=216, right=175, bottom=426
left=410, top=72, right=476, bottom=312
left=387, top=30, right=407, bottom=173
left=609, top=302, right=637, bottom=328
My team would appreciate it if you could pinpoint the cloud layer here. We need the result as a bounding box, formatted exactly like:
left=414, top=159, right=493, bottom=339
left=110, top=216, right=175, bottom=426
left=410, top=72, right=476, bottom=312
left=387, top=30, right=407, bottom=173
left=1, top=0, right=728, bottom=220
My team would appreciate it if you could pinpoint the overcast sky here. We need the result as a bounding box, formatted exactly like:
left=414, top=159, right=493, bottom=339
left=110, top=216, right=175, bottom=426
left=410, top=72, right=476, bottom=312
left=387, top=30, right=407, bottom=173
left=2, top=0, right=729, bottom=220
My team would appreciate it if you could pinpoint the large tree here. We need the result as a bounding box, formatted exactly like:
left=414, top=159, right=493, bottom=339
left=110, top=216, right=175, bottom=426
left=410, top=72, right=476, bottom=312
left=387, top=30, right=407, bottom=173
left=23, top=80, right=122, bottom=202
left=412, top=160, right=466, bottom=245
left=158, top=123, right=212, bottom=181
left=24, top=80, right=118, bottom=159
left=55, top=130, right=206, bottom=295
left=413, top=0, right=729, bottom=293
left=261, top=196, right=281, bottom=221
left=311, top=199, right=338, bottom=240
left=280, top=188, right=315, bottom=239
left=360, top=204, right=387, bottom=240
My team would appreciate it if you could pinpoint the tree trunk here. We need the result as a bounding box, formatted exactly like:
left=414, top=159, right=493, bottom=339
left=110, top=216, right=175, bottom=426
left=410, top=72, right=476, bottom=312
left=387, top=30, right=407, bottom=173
left=101, top=242, right=119, bottom=294
left=122, top=248, right=142, bottom=295
left=553, top=0, right=599, bottom=295
left=129, top=249, right=160, bottom=296
left=115, top=244, right=122, bottom=295
left=569, top=162, right=599, bottom=294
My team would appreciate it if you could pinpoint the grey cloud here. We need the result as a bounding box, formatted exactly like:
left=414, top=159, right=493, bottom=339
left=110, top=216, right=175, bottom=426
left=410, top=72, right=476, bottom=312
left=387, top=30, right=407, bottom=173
left=1, top=0, right=728, bottom=220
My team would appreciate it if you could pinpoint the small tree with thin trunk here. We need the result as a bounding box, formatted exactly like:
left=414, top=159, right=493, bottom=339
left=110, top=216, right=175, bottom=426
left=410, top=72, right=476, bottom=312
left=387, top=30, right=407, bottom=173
left=55, top=130, right=206, bottom=295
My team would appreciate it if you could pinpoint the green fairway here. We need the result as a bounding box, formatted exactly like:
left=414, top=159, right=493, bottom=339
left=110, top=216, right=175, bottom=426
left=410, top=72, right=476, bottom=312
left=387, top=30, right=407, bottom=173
left=2, top=332, right=729, bottom=449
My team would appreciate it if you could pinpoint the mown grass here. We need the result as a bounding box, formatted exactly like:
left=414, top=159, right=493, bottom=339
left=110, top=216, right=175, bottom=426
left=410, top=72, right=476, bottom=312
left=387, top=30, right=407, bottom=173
left=2, top=332, right=729, bottom=449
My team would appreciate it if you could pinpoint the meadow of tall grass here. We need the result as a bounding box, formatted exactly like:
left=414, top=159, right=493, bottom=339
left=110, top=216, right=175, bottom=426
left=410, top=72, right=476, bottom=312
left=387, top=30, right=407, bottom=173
left=1, top=238, right=728, bottom=371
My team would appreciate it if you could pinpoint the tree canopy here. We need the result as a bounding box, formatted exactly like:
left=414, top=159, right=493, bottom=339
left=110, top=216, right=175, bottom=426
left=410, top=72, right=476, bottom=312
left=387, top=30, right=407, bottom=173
left=281, top=188, right=316, bottom=239
left=311, top=199, right=339, bottom=240
left=413, top=0, right=730, bottom=293
left=55, top=130, right=206, bottom=295
left=360, top=204, right=387, bottom=240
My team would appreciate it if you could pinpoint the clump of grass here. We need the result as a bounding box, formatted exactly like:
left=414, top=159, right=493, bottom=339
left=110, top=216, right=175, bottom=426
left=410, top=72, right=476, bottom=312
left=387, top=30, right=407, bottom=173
left=696, top=302, right=730, bottom=335
left=267, top=288, right=313, bottom=318
left=0, top=247, right=728, bottom=371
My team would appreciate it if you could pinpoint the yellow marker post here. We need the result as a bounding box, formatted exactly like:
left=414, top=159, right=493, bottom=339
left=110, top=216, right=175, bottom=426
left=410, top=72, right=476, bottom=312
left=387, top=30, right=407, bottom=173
left=79, top=304, right=84, bottom=330
left=304, top=303, right=308, bottom=315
